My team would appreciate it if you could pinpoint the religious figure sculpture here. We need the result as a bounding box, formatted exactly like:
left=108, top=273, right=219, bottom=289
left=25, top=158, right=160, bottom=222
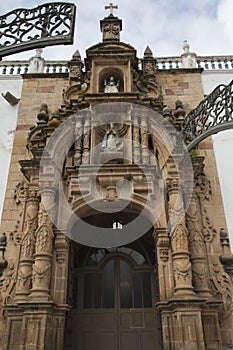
left=104, top=76, right=119, bottom=93
left=28, top=49, right=45, bottom=73
left=181, top=40, right=197, bottom=68
left=101, top=123, right=123, bottom=151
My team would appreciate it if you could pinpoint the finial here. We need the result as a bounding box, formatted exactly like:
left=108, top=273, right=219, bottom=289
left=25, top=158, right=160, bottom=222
left=105, top=3, right=118, bottom=16
left=72, top=49, right=81, bottom=60
left=144, top=46, right=153, bottom=57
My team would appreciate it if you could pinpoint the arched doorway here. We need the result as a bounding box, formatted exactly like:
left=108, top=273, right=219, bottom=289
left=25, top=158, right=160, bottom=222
left=65, top=233, right=162, bottom=350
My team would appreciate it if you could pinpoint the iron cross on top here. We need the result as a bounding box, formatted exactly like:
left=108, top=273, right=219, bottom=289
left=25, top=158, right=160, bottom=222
left=105, top=3, right=118, bottom=15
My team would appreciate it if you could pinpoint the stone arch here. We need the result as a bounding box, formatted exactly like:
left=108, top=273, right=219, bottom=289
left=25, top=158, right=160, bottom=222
left=64, top=197, right=163, bottom=248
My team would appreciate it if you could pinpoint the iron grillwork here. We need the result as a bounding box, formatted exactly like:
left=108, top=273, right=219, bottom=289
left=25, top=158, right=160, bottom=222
left=182, top=79, right=233, bottom=150
left=0, top=2, right=76, bottom=58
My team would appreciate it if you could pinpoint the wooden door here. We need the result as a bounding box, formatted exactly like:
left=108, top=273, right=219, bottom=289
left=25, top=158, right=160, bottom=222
left=66, top=245, right=162, bottom=350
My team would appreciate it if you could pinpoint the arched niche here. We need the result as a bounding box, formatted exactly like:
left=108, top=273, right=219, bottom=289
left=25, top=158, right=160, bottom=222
left=99, top=67, right=124, bottom=93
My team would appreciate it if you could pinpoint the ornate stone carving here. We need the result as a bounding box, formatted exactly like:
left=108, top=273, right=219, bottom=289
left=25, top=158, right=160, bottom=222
left=30, top=189, right=56, bottom=300
left=15, top=190, right=39, bottom=300
left=14, top=181, right=28, bottom=205
left=173, top=261, right=192, bottom=282
left=167, top=170, right=195, bottom=297
left=0, top=262, right=16, bottom=306
left=35, top=226, right=53, bottom=255
left=73, top=120, right=83, bottom=166
left=0, top=233, right=7, bottom=277
left=10, top=182, right=29, bottom=246
left=157, top=230, right=170, bottom=262
left=171, top=224, right=189, bottom=252
left=82, top=116, right=91, bottom=164
left=210, top=263, right=233, bottom=311
left=104, top=186, right=118, bottom=202
left=32, top=264, right=51, bottom=285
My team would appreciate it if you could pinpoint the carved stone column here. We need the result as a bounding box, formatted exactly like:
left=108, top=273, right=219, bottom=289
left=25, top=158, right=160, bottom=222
left=167, top=178, right=195, bottom=297
left=155, top=228, right=173, bottom=300
left=30, top=187, right=56, bottom=300
left=186, top=194, right=212, bottom=297
left=82, top=114, right=91, bottom=164
left=15, top=188, right=39, bottom=301
left=73, top=119, right=83, bottom=166
left=140, top=116, right=150, bottom=164
left=133, top=116, right=140, bottom=163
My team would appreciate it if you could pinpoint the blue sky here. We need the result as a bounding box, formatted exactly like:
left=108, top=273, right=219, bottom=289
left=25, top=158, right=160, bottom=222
left=0, top=0, right=233, bottom=60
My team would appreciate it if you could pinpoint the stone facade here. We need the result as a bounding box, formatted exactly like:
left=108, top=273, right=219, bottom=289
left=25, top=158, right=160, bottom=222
left=0, top=12, right=232, bottom=350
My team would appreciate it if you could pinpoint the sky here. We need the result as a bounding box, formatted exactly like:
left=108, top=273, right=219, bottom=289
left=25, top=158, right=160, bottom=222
left=1, top=0, right=233, bottom=61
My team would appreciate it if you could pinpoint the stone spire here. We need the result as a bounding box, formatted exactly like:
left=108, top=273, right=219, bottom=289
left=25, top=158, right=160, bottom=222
left=100, top=3, right=122, bottom=42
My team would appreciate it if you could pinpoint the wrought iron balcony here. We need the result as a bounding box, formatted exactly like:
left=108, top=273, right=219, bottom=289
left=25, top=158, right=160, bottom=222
left=182, top=79, right=233, bottom=150
left=0, top=2, right=76, bottom=59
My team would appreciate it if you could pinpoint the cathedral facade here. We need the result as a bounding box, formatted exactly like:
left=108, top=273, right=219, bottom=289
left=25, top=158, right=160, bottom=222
left=0, top=9, right=233, bottom=350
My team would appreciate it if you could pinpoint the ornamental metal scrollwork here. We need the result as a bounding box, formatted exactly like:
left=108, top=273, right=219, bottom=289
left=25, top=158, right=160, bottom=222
left=182, top=80, right=233, bottom=150
left=0, top=2, right=76, bottom=58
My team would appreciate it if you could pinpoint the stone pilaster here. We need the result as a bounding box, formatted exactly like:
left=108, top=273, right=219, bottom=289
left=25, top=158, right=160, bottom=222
left=155, top=228, right=173, bottom=300
left=52, top=229, right=69, bottom=305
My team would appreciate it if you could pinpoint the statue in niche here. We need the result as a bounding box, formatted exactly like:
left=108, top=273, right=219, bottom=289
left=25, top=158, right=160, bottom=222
left=101, top=123, right=123, bottom=151
left=104, top=76, right=119, bottom=93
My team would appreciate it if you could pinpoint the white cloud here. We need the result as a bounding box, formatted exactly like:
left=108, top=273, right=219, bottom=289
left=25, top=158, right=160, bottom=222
left=217, top=0, right=233, bottom=46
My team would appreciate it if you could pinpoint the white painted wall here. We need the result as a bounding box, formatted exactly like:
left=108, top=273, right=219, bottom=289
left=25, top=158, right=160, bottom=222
left=0, top=76, right=23, bottom=223
left=202, top=71, right=233, bottom=250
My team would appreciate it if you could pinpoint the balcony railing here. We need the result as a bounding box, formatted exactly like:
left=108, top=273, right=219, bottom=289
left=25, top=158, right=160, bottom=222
left=0, top=55, right=233, bottom=76
left=154, top=56, right=233, bottom=70
left=0, top=60, right=69, bottom=75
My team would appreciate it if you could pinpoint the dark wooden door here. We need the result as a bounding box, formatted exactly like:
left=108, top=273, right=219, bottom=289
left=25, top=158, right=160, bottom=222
left=67, top=246, right=161, bottom=350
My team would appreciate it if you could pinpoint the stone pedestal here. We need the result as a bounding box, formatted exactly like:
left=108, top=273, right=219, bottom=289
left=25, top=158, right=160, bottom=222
left=4, top=302, right=69, bottom=350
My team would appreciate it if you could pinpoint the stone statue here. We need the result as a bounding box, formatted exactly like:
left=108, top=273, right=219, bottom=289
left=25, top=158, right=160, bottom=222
left=181, top=40, right=197, bottom=68
left=28, top=49, right=45, bottom=73
left=104, top=76, right=119, bottom=93
left=101, top=123, right=122, bottom=151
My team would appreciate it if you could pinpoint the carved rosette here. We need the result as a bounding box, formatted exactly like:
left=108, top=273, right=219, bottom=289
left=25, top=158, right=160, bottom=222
left=30, top=187, right=56, bottom=300
left=167, top=177, right=195, bottom=297
left=15, top=189, right=39, bottom=300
